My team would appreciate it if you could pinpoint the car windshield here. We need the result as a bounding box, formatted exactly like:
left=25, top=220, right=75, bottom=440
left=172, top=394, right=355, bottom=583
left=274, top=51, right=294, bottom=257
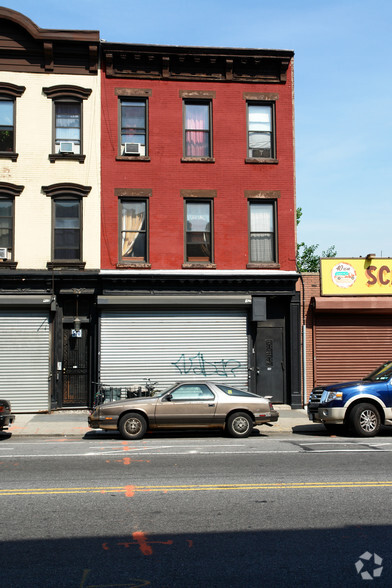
left=217, top=384, right=256, bottom=397
left=363, top=362, right=392, bottom=382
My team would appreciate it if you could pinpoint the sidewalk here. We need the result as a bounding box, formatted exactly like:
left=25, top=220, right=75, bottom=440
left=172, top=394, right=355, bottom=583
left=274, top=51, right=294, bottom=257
left=3, top=408, right=323, bottom=437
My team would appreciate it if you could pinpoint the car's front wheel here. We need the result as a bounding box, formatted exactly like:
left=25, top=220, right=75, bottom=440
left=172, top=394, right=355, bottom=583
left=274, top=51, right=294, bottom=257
left=226, top=412, right=253, bottom=438
left=348, top=403, right=381, bottom=437
left=118, top=412, right=147, bottom=440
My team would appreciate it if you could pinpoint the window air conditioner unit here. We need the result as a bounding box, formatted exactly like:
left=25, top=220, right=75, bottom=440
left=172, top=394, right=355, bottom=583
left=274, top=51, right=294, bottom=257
left=124, top=143, right=141, bottom=155
left=0, top=248, right=8, bottom=260
left=59, top=141, right=74, bottom=153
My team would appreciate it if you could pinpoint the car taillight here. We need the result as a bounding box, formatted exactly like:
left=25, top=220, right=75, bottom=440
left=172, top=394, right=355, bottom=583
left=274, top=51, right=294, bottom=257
left=0, top=405, right=4, bottom=412
left=269, top=402, right=274, bottom=410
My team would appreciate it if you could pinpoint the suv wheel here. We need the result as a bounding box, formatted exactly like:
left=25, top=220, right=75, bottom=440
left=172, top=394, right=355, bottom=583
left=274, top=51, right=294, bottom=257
left=348, top=403, right=381, bottom=437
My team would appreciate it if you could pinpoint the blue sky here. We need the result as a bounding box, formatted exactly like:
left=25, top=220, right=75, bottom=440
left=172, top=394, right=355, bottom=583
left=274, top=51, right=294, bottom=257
left=5, top=0, right=392, bottom=257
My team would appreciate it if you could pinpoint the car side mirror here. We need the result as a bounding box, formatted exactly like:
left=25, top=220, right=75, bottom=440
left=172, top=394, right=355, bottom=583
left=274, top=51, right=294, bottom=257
left=165, top=393, right=173, bottom=402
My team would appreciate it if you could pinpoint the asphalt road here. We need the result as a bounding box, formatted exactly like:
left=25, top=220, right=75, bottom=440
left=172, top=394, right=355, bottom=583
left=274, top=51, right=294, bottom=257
left=1, top=431, right=392, bottom=587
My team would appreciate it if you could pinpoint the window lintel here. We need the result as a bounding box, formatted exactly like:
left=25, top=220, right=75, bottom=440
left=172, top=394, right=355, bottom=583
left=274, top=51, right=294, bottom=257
left=43, top=85, right=92, bottom=100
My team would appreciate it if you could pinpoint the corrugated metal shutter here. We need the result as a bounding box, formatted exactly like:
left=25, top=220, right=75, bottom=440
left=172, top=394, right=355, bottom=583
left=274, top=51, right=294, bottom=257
left=100, top=308, right=249, bottom=391
left=0, top=310, right=50, bottom=412
left=315, top=314, right=392, bottom=386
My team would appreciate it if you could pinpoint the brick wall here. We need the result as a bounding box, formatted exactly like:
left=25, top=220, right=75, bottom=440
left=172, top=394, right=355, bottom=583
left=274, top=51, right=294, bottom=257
left=101, top=65, right=296, bottom=270
left=296, top=273, right=321, bottom=402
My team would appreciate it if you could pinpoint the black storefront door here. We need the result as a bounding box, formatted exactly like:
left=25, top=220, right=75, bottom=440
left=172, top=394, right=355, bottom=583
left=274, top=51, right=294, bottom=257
left=256, top=323, right=285, bottom=404
left=62, top=326, right=89, bottom=406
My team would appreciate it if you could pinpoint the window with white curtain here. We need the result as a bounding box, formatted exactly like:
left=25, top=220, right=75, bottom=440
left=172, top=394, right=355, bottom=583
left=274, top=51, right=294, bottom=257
left=120, top=200, right=147, bottom=262
left=249, top=202, right=276, bottom=263
left=247, top=103, right=274, bottom=159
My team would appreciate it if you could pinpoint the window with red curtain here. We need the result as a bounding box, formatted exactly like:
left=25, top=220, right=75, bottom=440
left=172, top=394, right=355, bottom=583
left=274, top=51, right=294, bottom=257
left=184, top=101, right=211, bottom=157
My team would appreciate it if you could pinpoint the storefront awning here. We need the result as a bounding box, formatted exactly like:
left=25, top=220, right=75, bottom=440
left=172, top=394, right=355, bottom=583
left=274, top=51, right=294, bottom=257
left=97, top=295, right=252, bottom=306
left=313, top=296, right=392, bottom=313
left=0, top=295, right=55, bottom=307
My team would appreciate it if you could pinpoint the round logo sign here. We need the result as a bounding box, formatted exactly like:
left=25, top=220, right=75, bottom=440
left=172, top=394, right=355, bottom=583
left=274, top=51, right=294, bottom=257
left=331, top=262, right=357, bottom=288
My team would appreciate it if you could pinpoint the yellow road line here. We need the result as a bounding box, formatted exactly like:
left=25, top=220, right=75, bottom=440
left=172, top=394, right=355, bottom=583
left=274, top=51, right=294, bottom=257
left=1, top=481, right=392, bottom=496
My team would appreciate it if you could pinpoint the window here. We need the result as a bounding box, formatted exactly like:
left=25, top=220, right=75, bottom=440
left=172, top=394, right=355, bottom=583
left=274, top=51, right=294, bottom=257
left=0, top=83, right=25, bottom=160
left=185, top=201, right=212, bottom=263
left=183, top=101, right=211, bottom=158
left=0, top=197, right=13, bottom=260
left=169, top=384, right=215, bottom=401
left=53, top=199, right=81, bottom=261
left=247, top=103, right=275, bottom=159
left=119, top=200, right=148, bottom=262
left=43, top=85, right=92, bottom=162
left=249, top=202, right=276, bottom=263
left=55, top=101, right=81, bottom=154
left=120, top=100, right=147, bottom=156
left=0, top=100, right=14, bottom=152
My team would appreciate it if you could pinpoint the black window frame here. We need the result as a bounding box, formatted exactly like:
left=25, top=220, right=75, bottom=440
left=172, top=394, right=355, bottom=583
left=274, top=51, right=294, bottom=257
left=0, top=83, right=25, bottom=161
left=183, top=99, right=213, bottom=159
left=248, top=200, right=278, bottom=264
left=118, top=198, right=149, bottom=264
left=0, top=195, right=14, bottom=261
left=52, top=197, right=82, bottom=263
left=43, top=85, right=92, bottom=163
left=185, top=199, right=213, bottom=264
left=118, top=97, right=149, bottom=157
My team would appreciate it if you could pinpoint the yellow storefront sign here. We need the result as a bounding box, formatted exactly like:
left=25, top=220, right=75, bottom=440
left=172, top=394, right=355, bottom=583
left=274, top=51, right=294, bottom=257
left=321, top=258, right=392, bottom=296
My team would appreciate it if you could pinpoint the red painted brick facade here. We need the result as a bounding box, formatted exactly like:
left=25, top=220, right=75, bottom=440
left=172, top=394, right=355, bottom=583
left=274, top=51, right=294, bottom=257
left=101, top=55, right=296, bottom=270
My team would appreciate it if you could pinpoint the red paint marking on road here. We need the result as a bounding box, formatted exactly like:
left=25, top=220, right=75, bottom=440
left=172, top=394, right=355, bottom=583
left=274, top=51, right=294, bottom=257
left=186, top=540, right=193, bottom=548
left=123, top=457, right=131, bottom=465
left=124, top=485, right=135, bottom=497
left=102, top=542, right=109, bottom=551
left=133, top=532, right=153, bottom=556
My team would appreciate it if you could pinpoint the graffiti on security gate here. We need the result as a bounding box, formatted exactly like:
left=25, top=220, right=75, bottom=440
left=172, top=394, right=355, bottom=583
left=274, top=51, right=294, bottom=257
left=171, top=351, right=242, bottom=378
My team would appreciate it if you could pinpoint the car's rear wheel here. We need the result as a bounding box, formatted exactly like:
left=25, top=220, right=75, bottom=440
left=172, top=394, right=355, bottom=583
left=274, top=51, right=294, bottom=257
left=227, top=412, right=253, bottom=438
left=348, top=403, right=381, bottom=437
left=119, top=412, right=147, bottom=440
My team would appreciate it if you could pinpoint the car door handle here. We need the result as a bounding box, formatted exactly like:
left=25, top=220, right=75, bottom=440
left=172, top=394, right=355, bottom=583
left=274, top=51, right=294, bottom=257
left=208, top=403, right=215, bottom=407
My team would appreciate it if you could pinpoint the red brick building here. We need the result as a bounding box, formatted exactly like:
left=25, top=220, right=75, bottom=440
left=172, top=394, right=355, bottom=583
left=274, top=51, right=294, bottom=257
left=98, top=43, right=301, bottom=407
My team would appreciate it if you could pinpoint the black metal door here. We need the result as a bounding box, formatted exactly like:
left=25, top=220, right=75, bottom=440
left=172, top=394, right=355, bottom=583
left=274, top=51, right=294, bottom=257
left=256, top=325, right=285, bottom=403
left=62, top=326, right=89, bottom=406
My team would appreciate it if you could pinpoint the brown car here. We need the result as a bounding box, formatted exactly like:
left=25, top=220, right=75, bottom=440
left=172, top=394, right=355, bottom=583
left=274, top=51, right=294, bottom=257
left=88, top=381, right=279, bottom=440
left=0, top=399, right=15, bottom=432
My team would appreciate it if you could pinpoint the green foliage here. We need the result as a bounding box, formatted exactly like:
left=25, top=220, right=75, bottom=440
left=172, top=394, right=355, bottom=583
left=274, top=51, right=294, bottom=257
left=296, top=208, right=336, bottom=272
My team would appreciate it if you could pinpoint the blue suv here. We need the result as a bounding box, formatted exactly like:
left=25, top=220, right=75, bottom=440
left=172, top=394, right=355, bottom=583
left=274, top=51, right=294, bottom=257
left=307, top=362, right=392, bottom=436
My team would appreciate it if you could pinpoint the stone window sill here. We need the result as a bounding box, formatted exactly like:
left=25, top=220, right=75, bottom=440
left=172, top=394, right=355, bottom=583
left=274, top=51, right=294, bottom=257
left=181, top=157, right=215, bottom=163
left=116, top=262, right=151, bottom=269
left=47, top=261, right=86, bottom=270
left=0, top=260, right=17, bottom=269
left=0, top=152, right=18, bottom=161
left=49, top=154, right=86, bottom=163
left=245, top=158, right=279, bottom=165
left=247, top=262, right=280, bottom=269
left=182, top=263, right=217, bottom=269
left=116, top=156, right=150, bottom=162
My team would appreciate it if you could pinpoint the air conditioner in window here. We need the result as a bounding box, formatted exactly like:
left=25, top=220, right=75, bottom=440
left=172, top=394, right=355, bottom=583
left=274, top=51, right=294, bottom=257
left=124, top=143, right=141, bottom=155
left=0, top=248, right=8, bottom=260
left=251, top=148, right=270, bottom=158
left=59, top=141, right=75, bottom=153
